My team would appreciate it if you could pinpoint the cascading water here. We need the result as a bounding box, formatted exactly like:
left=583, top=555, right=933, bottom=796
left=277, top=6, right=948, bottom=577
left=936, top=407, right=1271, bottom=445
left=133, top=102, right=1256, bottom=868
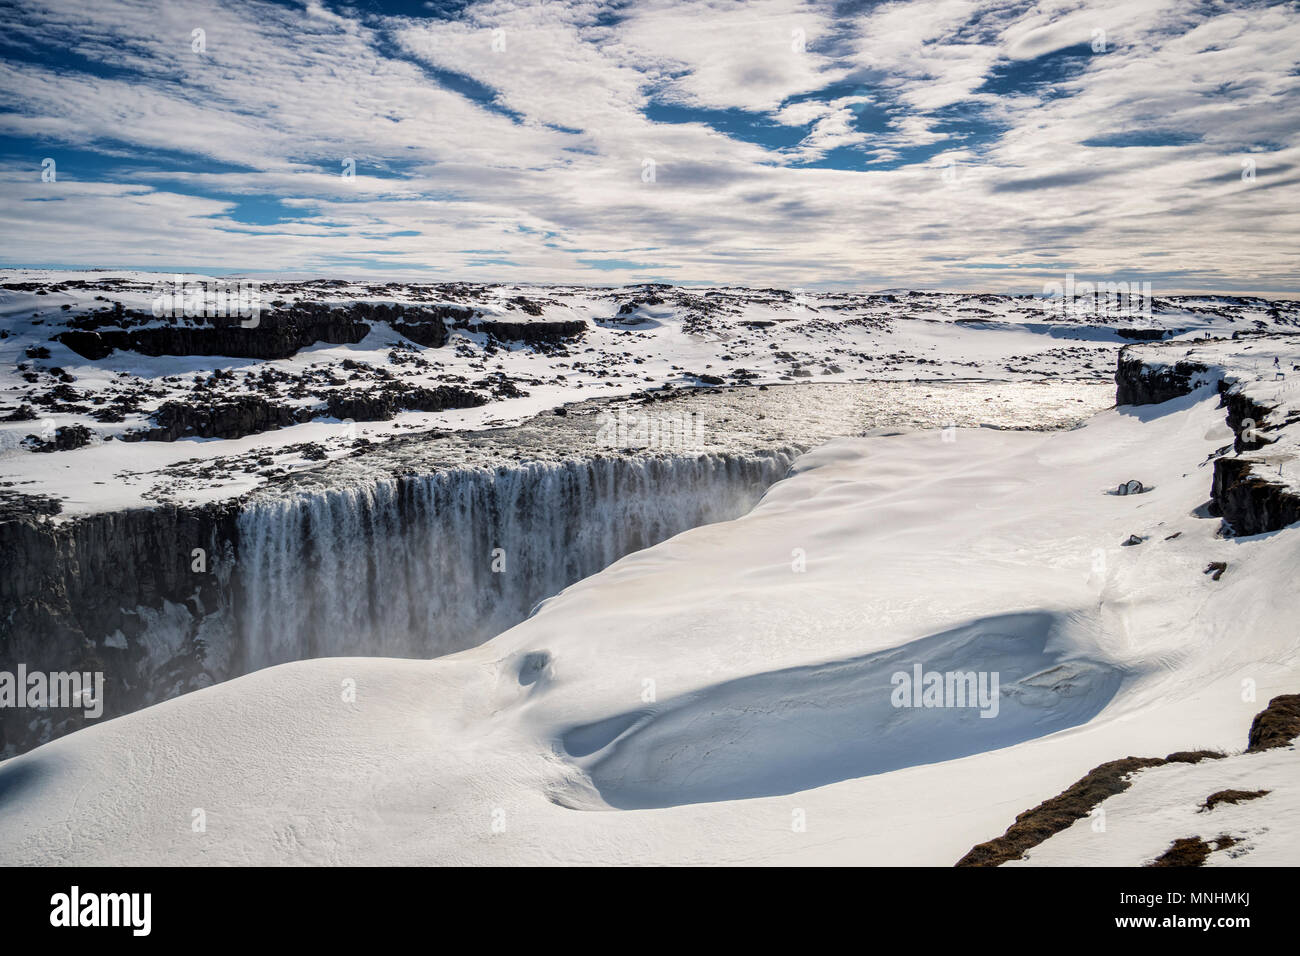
left=236, top=450, right=798, bottom=671
left=2, top=380, right=1115, bottom=755
left=1, top=378, right=1122, bottom=756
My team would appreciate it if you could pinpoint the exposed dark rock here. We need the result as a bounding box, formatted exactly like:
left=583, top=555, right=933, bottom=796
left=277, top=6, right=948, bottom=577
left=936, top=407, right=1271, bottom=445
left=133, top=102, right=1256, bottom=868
left=0, top=501, right=239, bottom=755
left=1116, top=328, right=1169, bottom=341
left=1201, top=788, right=1269, bottom=811
left=0, top=491, right=62, bottom=520
left=56, top=304, right=373, bottom=360
left=391, top=320, right=449, bottom=348
left=1246, top=694, right=1300, bottom=752
left=1117, top=343, right=1300, bottom=535
left=324, top=384, right=486, bottom=422
left=1211, top=457, right=1300, bottom=535
left=1223, top=395, right=1273, bottom=453
left=1146, top=836, right=1214, bottom=867
left=23, top=424, right=92, bottom=452
left=463, top=318, right=587, bottom=344
left=959, top=689, right=1300, bottom=865
left=956, top=756, right=1170, bottom=866
left=1115, top=349, right=1212, bottom=405
left=123, top=396, right=313, bottom=442
left=617, top=295, right=664, bottom=317
left=1, top=404, right=38, bottom=422
left=509, top=296, right=545, bottom=316
left=391, top=303, right=471, bottom=347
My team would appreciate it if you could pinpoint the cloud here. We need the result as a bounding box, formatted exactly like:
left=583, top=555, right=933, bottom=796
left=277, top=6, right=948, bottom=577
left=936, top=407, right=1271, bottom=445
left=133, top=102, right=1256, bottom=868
left=0, top=0, right=1295, bottom=293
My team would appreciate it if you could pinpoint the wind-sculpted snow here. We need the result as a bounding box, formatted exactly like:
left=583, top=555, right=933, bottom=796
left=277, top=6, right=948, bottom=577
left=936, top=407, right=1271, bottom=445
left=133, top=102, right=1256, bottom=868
left=1, top=393, right=1298, bottom=865
left=559, top=611, right=1122, bottom=809
left=0, top=376, right=1110, bottom=754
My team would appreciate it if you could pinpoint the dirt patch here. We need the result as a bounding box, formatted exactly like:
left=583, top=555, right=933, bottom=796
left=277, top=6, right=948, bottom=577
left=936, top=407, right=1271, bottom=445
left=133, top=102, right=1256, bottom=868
left=1147, top=836, right=1214, bottom=867
left=1147, top=834, right=1238, bottom=867
left=1201, top=788, right=1270, bottom=812
left=956, top=756, right=1169, bottom=867
left=957, top=748, right=1226, bottom=866
left=1246, top=694, right=1300, bottom=752
left=958, top=692, right=1299, bottom=866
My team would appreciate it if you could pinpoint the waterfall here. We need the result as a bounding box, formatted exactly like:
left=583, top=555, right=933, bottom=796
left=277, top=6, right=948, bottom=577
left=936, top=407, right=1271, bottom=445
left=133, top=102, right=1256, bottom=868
left=235, top=450, right=798, bottom=671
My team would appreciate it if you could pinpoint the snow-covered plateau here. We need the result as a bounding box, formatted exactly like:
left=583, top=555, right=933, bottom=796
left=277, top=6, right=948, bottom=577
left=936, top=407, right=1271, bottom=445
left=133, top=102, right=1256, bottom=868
left=0, top=271, right=1298, bottom=865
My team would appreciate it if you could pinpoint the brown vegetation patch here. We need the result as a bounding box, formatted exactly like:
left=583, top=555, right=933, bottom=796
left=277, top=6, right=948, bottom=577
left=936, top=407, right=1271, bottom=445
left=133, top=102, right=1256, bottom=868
left=1246, top=694, right=1300, bottom=752
left=1201, top=789, right=1270, bottom=812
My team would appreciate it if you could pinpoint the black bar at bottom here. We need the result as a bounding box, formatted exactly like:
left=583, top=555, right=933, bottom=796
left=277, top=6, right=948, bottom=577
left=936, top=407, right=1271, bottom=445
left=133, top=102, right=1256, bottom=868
left=1, top=865, right=1281, bottom=942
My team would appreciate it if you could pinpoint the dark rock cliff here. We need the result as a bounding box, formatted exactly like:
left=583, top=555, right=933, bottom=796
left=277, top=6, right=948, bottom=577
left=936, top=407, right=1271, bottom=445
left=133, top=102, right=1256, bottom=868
left=1114, top=349, right=1211, bottom=405
left=1116, top=341, right=1300, bottom=535
left=52, top=301, right=463, bottom=361
left=0, top=446, right=794, bottom=757
left=56, top=306, right=371, bottom=361
left=0, top=503, right=239, bottom=754
left=454, top=317, right=588, bottom=344
left=122, top=396, right=315, bottom=442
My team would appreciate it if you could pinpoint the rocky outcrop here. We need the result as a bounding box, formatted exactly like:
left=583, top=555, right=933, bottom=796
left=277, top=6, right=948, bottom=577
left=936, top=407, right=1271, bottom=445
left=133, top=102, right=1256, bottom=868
left=390, top=302, right=471, bottom=347
left=1116, top=340, right=1300, bottom=535
left=958, top=691, right=1300, bottom=865
left=123, top=396, right=313, bottom=442
left=323, top=384, right=487, bottom=422
left=0, top=502, right=238, bottom=754
left=1220, top=387, right=1275, bottom=454
left=1211, top=458, right=1300, bottom=535
left=391, top=319, right=451, bottom=347
left=1116, top=328, right=1170, bottom=341
left=457, top=318, right=588, bottom=344
left=23, top=424, right=92, bottom=452
left=957, top=750, right=1223, bottom=866
left=0, top=445, right=797, bottom=756
left=507, top=296, right=546, bottom=316
left=56, top=305, right=372, bottom=360
left=51, top=300, right=467, bottom=362
left=1246, top=694, right=1300, bottom=752
left=1210, top=377, right=1299, bottom=534
left=1114, top=349, right=1212, bottom=405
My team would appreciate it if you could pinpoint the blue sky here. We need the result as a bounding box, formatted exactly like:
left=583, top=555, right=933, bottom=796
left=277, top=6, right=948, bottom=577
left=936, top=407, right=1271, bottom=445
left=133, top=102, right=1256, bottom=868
left=0, top=0, right=1297, bottom=292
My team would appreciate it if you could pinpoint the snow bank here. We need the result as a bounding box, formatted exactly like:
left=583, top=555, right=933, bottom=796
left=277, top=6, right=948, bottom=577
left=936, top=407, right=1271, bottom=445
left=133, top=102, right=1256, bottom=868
left=2, top=384, right=1296, bottom=865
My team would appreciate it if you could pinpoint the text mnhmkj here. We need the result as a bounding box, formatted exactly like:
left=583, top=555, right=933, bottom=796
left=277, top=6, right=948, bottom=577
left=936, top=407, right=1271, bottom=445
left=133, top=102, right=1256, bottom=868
left=891, top=664, right=1000, bottom=718
left=0, top=665, right=103, bottom=718
left=50, top=887, right=151, bottom=937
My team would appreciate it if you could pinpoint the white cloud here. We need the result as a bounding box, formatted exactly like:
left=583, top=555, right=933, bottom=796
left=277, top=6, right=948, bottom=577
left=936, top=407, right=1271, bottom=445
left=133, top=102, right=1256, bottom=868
left=0, top=0, right=1295, bottom=292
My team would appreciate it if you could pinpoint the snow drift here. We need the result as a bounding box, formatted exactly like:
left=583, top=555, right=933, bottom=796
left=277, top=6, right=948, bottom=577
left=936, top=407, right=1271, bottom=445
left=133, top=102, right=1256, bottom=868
left=2, top=369, right=1296, bottom=865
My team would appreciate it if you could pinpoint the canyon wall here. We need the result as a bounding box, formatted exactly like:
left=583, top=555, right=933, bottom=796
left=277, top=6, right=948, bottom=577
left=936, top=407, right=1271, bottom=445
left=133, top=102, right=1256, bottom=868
left=1116, top=339, right=1300, bottom=536
left=0, top=448, right=797, bottom=754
